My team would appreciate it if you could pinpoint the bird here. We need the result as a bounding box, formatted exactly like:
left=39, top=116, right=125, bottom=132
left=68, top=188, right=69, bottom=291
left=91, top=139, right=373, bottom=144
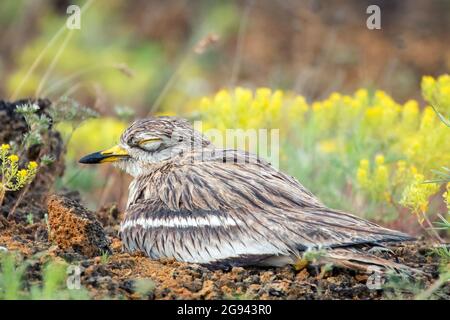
left=79, top=116, right=415, bottom=272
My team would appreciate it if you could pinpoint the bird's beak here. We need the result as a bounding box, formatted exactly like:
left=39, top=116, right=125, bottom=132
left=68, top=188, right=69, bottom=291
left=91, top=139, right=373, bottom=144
left=79, top=145, right=129, bottom=164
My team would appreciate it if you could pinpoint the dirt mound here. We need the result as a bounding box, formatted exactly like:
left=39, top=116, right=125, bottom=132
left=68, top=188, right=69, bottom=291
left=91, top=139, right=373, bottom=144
left=47, top=195, right=111, bottom=258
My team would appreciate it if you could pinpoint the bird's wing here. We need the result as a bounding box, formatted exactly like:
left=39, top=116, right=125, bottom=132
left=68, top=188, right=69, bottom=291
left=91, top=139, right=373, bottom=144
left=121, top=149, right=412, bottom=266
left=174, top=149, right=412, bottom=246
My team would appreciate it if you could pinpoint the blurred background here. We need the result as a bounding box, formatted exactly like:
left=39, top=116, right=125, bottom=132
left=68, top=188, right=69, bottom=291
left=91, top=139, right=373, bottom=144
left=0, top=0, right=449, bottom=237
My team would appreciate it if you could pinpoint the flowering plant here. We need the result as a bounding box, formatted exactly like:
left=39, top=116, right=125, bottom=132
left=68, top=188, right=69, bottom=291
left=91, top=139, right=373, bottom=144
left=0, top=144, right=38, bottom=207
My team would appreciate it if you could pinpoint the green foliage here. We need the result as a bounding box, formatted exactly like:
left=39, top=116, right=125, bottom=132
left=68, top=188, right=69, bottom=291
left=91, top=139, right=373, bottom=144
left=0, top=252, right=90, bottom=300
left=383, top=272, right=428, bottom=300
left=430, top=246, right=450, bottom=266
left=49, top=97, right=98, bottom=129
left=100, top=250, right=110, bottom=265
left=432, top=215, right=450, bottom=270
left=414, top=271, right=450, bottom=300
left=16, top=103, right=51, bottom=149
left=26, top=213, right=34, bottom=225
left=0, top=253, right=26, bottom=300
left=425, top=167, right=450, bottom=184
left=435, top=215, right=450, bottom=231
left=302, top=248, right=328, bottom=263
left=40, top=154, right=55, bottom=166
left=133, top=278, right=155, bottom=298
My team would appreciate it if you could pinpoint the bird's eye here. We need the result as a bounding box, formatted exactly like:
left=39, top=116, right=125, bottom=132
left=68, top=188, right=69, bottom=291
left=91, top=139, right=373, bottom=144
left=137, top=138, right=162, bottom=151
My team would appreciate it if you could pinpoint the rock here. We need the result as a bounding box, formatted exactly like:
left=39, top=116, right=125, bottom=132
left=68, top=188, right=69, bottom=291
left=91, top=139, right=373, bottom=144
left=263, top=280, right=291, bottom=297
left=295, top=268, right=310, bottom=281
left=183, top=278, right=203, bottom=292
left=193, top=280, right=219, bottom=299
left=47, top=195, right=111, bottom=258
left=355, top=274, right=369, bottom=283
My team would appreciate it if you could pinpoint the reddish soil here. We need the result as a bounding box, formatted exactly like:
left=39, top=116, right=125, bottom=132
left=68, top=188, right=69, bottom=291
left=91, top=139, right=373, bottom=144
left=0, top=196, right=448, bottom=300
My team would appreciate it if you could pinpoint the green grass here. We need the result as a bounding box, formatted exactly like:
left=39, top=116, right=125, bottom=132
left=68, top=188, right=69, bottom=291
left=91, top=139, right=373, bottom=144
left=0, top=252, right=90, bottom=300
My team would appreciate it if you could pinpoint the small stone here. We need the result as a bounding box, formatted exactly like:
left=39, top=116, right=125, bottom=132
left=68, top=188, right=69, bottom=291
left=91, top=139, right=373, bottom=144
left=183, top=278, right=203, bottom=292
left=264, top=280, right=291, bottom=297
left=93, top=256, right=102, bottom=264
left=120, top=280, right=135, bottom=293
left=246, top=284, right=262, bottom=295
left=355, top=274, right=369, bottom=282
left=47, top=195, right=111, bottom=258
left=230, top=266, right=245, bottom=281
left=193, top=280, right=218, bottom=299
left=295, top=268, right=310, bottom=281
left=260, top=271, right=275, bottom=283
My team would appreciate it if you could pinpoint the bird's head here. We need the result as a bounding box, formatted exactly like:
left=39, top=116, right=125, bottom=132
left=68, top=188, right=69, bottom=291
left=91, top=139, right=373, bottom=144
left=79, top=117, right=211, bottom=176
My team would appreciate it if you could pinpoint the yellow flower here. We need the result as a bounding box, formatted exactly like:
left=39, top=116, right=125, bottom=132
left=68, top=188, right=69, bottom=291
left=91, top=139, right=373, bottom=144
left=359, top=159, right=370, bottom=170
left=329, top=92, right=341, bottom=101
left=400, top=174, right=440, bottom=224
left=8, top=154, right=19, bottom=163
left=1, top=144, right=10, bottom=151
left=375, top=154, right=385, bottom=165
left=356, top=159, right=370, bottom=189
left=365, top=107, right=382, bottom=121
left=393, top=160, right=410, bottom=186
left=373, top=154, right=390, bottom=199
left=420, top=107, right=435, bottom=130
left=401, top=100, right=419, bottom=129
left=28, top=161, right=38, bottom=170
left=318, top=139, right=338, bottom=154
left=17, top=169, right=28, bottom=179
left=357, top=168, right=369, bottom=188
left=421, top=76, right=435, bottom=96
left=374, top=164, right=389, bottom=190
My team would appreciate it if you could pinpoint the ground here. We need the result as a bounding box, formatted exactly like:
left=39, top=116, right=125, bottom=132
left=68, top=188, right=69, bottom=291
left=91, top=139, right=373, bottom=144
left=0, top=195, right=448, bottom=300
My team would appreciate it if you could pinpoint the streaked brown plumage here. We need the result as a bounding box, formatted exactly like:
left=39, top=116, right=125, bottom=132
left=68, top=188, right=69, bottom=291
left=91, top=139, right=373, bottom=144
left=80, top=117, right=414, bottom=271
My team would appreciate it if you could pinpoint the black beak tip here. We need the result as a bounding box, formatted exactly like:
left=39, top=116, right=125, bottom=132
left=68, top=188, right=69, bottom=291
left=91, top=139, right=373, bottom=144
left=79, top=152, right=103, bottom=164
